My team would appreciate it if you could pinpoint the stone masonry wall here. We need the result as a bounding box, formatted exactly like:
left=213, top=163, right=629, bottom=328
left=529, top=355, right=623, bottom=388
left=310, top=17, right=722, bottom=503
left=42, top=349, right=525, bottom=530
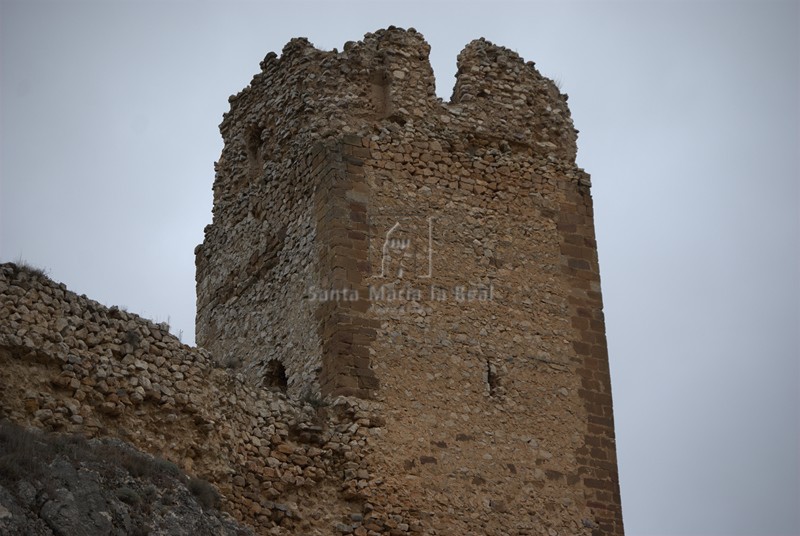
left=0, top=264, right=398, bottom=535
left=1, top=26, right=623, bottom=536
left=196, top=27, right=623, bottom=536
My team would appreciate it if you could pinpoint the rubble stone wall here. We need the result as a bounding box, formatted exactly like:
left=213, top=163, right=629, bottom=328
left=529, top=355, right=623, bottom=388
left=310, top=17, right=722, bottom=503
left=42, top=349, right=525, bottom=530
left=195, top=26, right=623, bottom=536
left=1, top=26, right=623, bottom=536
left=0, top=264, right=390, bottom=535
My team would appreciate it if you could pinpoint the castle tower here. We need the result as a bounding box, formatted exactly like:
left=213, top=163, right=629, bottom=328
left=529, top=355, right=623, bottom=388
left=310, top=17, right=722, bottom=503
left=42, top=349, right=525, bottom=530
left=196, top=27, right=623, bottom=535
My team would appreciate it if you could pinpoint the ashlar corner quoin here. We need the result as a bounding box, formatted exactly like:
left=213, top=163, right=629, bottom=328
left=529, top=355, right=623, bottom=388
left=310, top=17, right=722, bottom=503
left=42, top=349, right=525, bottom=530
left=195, top=27, right=623, bottom=535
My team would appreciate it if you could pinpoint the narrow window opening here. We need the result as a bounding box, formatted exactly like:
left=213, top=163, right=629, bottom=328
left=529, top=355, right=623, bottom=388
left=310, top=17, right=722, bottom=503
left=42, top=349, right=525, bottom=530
left=370, top=70, right=391, bottom=118
left=246, top=127, right=265, bottom=179
left=486, top=358, right=499, bottom=397
left=264, top=359, right=288, bottom=392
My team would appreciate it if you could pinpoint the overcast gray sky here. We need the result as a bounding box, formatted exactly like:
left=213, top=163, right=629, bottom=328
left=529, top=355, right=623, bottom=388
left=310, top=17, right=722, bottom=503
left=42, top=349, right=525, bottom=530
left=1, top=1, right=798, bottom=534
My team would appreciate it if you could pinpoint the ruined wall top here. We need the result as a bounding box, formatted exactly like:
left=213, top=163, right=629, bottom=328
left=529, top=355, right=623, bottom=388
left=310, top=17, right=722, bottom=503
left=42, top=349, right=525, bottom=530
left=217, top=27, right=577, bottom=203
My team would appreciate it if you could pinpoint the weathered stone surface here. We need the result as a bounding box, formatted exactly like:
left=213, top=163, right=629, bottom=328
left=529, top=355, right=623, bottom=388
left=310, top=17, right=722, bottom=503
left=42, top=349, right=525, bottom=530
left=193, top=26, right=622, bottom=536
left=1, top=26, right=623, bottom=536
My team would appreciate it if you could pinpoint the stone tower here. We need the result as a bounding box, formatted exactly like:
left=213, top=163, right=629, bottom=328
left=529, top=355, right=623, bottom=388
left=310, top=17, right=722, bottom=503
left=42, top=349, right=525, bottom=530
left=196, top=27, right=623, bottom=535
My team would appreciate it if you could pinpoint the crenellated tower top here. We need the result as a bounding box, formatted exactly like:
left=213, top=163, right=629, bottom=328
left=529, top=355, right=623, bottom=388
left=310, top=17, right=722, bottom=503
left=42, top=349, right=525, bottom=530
left=212, top=27, right=577, bottom=210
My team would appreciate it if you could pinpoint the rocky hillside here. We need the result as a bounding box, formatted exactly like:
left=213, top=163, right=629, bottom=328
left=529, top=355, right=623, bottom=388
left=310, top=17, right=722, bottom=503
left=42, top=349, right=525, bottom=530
left=0, top=420, right=252, bottom=535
